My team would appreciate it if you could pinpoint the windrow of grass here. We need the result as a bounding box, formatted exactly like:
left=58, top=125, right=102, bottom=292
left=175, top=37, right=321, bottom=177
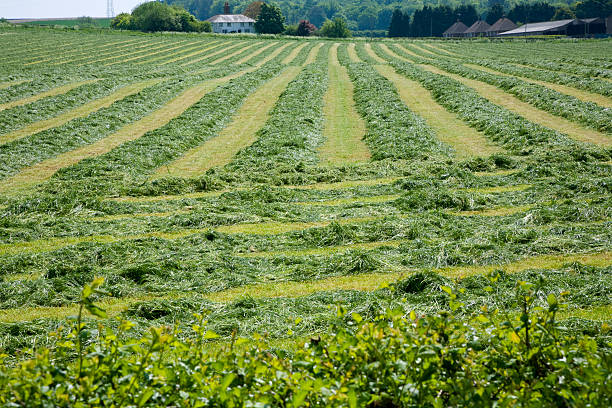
left=0, top=260, right=609, bottom=353
left=464, top=63, right=612, bottom=109
left=42, top=45, right=296, bottom=197
left=0, top=41, right=295, bottom=191
left=211, top=43, right=329, bottom=185
left=442, top=44, right=612, bottom=96
left=374, top=64, right=502, bottom=158
left=0, top=69, right=233, bottom=184
left=318, top=43, right=370, bottom=165
left=337, top=45, right=451, bottom=161
left=1, top=79, right=160, bottom=145
left=157, top=65, right=304, bottom=178
left=427, top=57, right=612, bottom=133
left=378, top=44, right=611, bottom=154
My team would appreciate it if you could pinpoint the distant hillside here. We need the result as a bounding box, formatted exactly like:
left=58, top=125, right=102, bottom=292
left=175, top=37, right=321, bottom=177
left=163, top=0, right=573, bottom=31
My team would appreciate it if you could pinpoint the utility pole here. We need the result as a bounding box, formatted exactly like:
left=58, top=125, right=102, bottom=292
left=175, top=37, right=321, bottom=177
left=107, top=0, right=115, bottom=19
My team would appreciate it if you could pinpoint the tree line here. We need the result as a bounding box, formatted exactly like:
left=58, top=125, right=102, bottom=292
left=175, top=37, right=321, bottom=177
left=111, top=1, right=351, bottom=37
left=389, top=0, right=612, bottom=38
left=165, top=0, right=611, bottom=34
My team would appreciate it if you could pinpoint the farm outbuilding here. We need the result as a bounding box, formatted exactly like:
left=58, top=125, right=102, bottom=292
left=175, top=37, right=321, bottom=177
left=443, top=21, right=468, bottom=38
left=499, top=18, right=607, bottom=37
left=464, top=20, right=491, bottom=37
left=486, top=17, right=517, bottom=36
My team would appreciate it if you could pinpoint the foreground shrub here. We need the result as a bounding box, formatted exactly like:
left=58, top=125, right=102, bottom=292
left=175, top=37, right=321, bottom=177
left=0, top=279, right=609, bottom=406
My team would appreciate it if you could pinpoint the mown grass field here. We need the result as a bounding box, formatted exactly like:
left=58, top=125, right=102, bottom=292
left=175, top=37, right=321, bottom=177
left=0, top=28, right=611, bottom=402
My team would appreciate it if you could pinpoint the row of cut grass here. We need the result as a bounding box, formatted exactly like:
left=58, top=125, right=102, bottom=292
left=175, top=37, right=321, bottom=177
left=0, top=251, right=608, bottom=323
left=318, top=43, right=370, bottom=165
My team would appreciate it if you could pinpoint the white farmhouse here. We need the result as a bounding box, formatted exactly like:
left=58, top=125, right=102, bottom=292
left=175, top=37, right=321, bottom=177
left=207, top=2, right=255, bottom=34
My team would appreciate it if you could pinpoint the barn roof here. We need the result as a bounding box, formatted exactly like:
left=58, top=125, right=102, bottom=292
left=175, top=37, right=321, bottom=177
left=487, top=17, right=517, bottom=33
left=443, top=21, right=468, bottom=35
left=499, top=19, right=574, bottom=36
left=206, top=14, right=255, bottom=23
left=465, top=20, right=491, bottom=34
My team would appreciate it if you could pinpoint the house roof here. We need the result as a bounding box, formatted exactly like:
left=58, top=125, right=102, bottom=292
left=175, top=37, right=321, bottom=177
left=465, top=20, right=491, bottom=34
left=499, top=19, right=574, bottom=36
left=443, top=21, right=468, bottom=35
left=487, top=17, right=517, bottom=32
left=206, top=14, right=255, bottom=23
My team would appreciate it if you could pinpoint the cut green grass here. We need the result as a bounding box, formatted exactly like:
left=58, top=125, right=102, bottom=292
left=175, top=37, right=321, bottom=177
left=375, top=64, right=502, bottom=158
left=464, top=63, right=612, bottom=109
left=1, top=251, right=609, bottom=323
left=156, top=66, right=303, bottom=178
left=319, top=44, right=370, bottom=164
left=0, top=79, right=97, bottom=112
left=420, top=64, right=612, bottom=147
left=1, top=79, right=160, bottom=146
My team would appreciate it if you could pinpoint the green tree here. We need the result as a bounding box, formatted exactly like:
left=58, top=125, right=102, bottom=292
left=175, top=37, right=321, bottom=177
left=308, top=5, right=327, bottom=27
left=358, top=8, right=378, bottom=30
left=319, top=16, right=351, bottom=37
left=111, top=2, right=210, bottom=33
left=574, top=0, right=612, bottom=18
left=110, top=12, right=134, bottom=30
left=553, top=5, right=576, bottom=20
left=254, top=3, right=285, bottom=34
left=243, top=1, right=264, bottom=19
left=388, top=8, right=405, bottom=37
left=486, top=3, right=505, bottom=24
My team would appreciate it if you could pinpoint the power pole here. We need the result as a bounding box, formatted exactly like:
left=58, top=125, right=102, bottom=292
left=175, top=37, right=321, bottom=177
left=107, top=0, right=115, bottom=18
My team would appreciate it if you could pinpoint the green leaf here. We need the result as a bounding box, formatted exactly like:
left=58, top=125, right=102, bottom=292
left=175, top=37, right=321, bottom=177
left=203, top=330, right=219, bottom=340
left=137, top=389, right=154, bottom=407
left=348, top=389, right=358, bottom=408
left=221, top=373, right=236, bottom=389
left=84, top=302, right=107, bottom=319
left=292, top=390, right=308, bottom=407
left=352, top=313, right=362, bottom=323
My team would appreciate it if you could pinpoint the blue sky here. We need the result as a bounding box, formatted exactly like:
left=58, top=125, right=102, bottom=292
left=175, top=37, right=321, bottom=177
left=1, top=0, right=144, bottom=19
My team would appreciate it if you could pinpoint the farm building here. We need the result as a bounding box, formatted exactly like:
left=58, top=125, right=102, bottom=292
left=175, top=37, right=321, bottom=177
left=499, top=18, right=607, bottom=36
left=464, top=20, right=491, bottom=37
left=443, top=21, right=468, bottom=38
left=206, top=2, right=255, bottom=34
left=486, top=17, right=517, bottom=36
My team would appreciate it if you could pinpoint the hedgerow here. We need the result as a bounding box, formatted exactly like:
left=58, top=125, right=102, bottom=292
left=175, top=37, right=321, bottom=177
left=0, top=277, right=609, bottom=407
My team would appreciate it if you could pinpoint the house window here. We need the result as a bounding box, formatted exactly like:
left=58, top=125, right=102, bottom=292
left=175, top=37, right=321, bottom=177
left=240, top=22, right=245, bottom=27
left=227, top=22, right=231, bottom=27
left=249, top=22, right=253, bottom=26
